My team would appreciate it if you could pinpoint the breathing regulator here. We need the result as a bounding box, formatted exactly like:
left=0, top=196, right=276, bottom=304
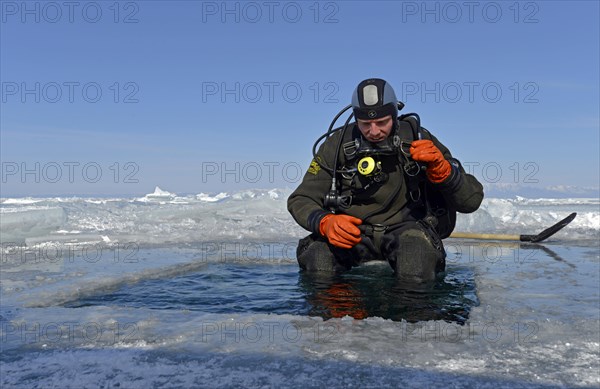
left=312, top=79, right=424, bottom=212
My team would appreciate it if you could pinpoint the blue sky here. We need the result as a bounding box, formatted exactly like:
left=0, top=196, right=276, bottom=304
left=1, top=0, right=598, bottom=196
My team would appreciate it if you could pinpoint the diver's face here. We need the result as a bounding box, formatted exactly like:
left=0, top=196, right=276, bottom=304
left=357, top=115, right=393, bottom=143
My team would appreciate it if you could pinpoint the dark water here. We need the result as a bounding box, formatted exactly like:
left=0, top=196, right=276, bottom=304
left=65, top=262, right=479, bottom=324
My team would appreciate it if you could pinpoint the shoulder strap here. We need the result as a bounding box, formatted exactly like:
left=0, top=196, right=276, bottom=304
left=397, top=116, right=457, bottom=239
left=396, top=117, right=427, bottom=203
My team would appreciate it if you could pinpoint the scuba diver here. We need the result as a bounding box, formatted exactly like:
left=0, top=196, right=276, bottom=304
left=288, top=78, right=484, bottom=282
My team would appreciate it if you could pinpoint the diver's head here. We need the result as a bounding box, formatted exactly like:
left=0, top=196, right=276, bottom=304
left=351, top=78, right=399, bottom=142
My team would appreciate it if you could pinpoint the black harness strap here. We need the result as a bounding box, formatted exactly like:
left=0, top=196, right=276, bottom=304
left=359, top=224, right=387, bottom=257
left=396, top=118, right=428, bottom=205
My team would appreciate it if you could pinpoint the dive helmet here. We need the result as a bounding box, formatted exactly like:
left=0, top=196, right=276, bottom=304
left=351, top=78, right=398, bottom=122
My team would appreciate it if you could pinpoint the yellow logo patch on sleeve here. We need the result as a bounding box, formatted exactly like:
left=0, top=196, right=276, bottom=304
left=307, top=159, right=321, bottom=175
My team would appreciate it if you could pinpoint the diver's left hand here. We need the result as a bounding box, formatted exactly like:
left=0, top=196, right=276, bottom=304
left=409, top=140, right=452, bottom=183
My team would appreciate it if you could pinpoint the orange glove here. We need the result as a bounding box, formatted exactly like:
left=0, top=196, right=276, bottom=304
left=409, top=139, right=452, bottom=183
left=319, top=214, right=362, bottom=249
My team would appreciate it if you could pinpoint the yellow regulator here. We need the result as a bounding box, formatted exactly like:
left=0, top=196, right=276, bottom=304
left=357, top=156, right=381, bottom=176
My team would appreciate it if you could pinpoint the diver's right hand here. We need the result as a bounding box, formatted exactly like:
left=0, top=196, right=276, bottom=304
left=319, top=214, right=362, bottom=249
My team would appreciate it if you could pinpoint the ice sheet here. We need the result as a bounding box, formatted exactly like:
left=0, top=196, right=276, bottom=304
left=1, top=242, right=598, bottom=388
left=1, top=190, right=598, bottom=388
left=1, top=188, right=597, bottom=249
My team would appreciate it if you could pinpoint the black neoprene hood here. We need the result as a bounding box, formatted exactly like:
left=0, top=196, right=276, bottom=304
left=351, top=78, right=398, bottom=121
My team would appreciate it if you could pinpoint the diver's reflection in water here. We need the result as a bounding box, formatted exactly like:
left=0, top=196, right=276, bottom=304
left=297, top=262, right=478, bottom=324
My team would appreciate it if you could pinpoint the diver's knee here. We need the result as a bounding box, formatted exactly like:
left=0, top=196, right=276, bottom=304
left=385, top=227, right=446, bottom=282
left=296, top=234, right=337, bottom=272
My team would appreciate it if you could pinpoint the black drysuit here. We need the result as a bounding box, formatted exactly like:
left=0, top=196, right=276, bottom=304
left=288, top=118, right=484, bottom=280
